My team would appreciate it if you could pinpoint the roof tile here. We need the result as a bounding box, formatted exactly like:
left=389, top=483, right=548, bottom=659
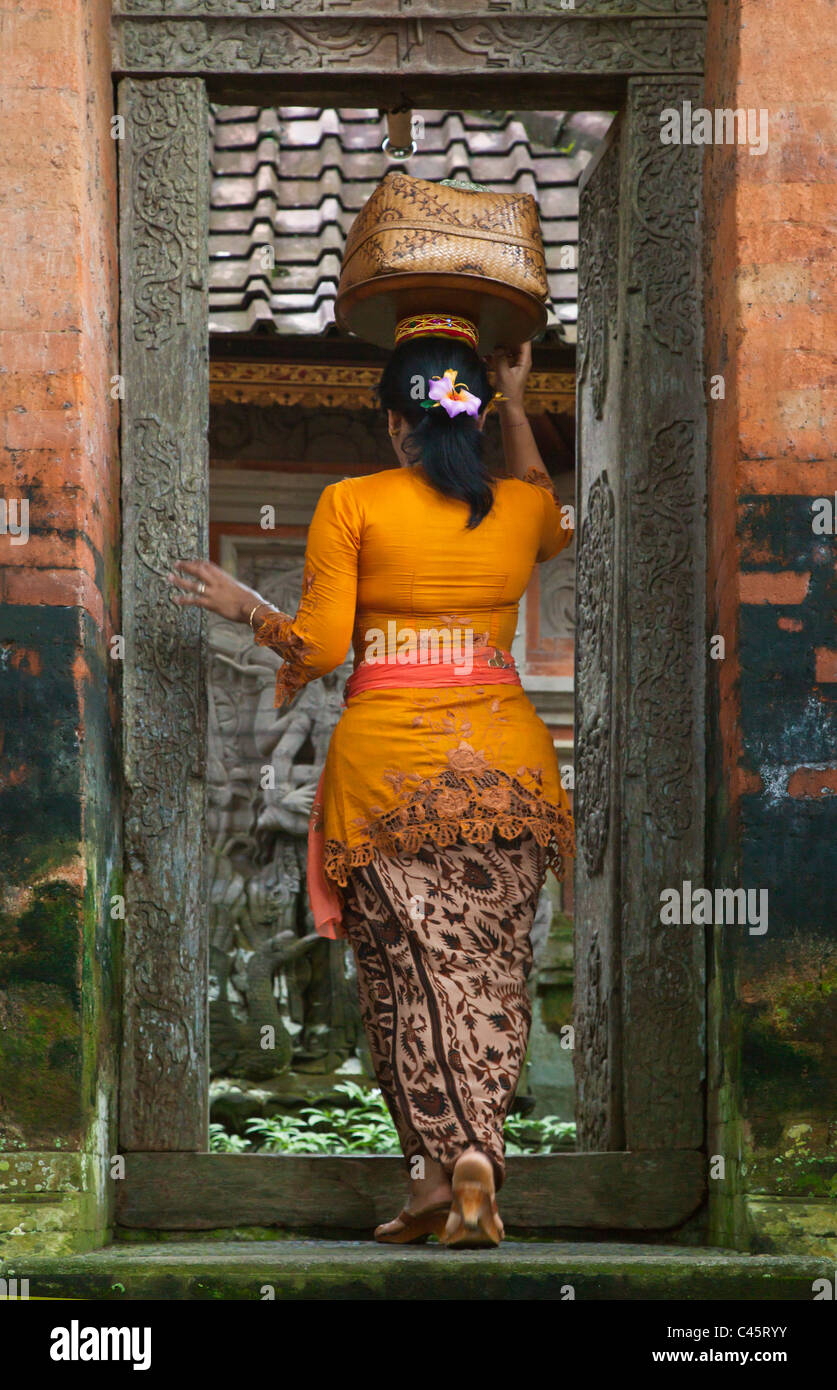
left=209, top=106, right=612, bottom=344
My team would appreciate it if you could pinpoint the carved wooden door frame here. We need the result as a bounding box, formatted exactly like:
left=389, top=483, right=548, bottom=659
left=574, top=94, right=706, bottom=1162
left=113, top=3, right=708, bottom=1232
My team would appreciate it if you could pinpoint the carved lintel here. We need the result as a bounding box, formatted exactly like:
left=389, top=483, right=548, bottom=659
left=112, top=14, right=706, bottom=77
left=115, top=2, right=706, bottom=14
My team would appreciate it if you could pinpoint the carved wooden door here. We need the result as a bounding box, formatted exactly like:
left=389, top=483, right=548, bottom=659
left=574, top=80, right=707, bottom=1159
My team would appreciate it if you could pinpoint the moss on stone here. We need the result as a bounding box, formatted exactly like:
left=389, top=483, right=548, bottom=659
left=746, top=1197, right=837, bottom=1257
left=0, top=882, right=85, bottom=1149
left=0, top=881, right=83, bottom=1006
left=1, top=1240, right=832, bottom=1301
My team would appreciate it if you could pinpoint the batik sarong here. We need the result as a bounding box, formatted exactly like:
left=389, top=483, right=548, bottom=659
left=341, top=832, right=546, bottom=1187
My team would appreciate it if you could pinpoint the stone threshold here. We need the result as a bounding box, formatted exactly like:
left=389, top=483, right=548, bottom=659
left=1, top=1240, right=831, bottom=1301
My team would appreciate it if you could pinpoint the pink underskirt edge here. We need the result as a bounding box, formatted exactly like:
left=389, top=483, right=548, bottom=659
left=306, top=650, right=522, bottom=941
left=307, top=764, right=346, bottom=940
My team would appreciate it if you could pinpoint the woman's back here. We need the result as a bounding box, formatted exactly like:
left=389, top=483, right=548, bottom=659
left=253, top=464, right=575, bottom=887
left=351, top=467, right=566, bottom=657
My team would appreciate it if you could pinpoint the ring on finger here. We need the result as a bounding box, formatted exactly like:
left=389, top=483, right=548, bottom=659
left=196, top=581, right=206, bottom=595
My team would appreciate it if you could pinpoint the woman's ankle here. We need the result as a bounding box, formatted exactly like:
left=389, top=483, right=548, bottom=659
left=453, top=1146, right=503, bottom=1191
left=405, top=1158, right=452, bottom=1210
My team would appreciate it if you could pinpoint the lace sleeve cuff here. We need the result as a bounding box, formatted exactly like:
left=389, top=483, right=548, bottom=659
left=252, top=608, right=294, bottom=651
left=252, top=609, right=310, bottom=708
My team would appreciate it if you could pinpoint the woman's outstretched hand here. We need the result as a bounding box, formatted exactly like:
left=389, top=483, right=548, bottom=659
left=166, top=559, right=269, bottom=625
left=487, top=339, right=532, bottom=413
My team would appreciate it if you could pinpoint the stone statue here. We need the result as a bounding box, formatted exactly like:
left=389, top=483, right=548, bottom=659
left=206, top=601, right=359, bottom=1083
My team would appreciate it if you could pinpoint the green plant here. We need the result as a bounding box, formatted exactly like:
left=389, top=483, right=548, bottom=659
left=503, top=1112, right=576, bottom=1155
left=210, top=1084, right=576, bottom=1156
left=246, top=1082, right=401, bottom=1155
left=209, top=1122, right=251, bottom=1153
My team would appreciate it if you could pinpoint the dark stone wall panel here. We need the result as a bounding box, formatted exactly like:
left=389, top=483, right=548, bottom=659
left=0, top=608, right=120, bottom=1153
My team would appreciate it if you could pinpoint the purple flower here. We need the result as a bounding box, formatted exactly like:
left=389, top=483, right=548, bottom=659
left=426, top=369, right=482, bottom=418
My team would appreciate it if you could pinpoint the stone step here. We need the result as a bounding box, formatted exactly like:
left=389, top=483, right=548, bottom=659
left=2, top=1239, right=832, bottom=1301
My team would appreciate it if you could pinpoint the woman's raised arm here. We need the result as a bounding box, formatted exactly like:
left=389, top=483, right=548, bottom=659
left=489, top=340, right=553, bottom=489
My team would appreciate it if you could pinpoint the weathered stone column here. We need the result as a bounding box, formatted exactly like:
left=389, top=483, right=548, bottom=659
left=118, top=76, right=210, bottom=1152
left=574, top=78, right=706, bottom=1159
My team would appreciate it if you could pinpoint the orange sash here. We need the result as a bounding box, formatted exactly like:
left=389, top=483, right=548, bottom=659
left=306, top=649, right=521, bottom=940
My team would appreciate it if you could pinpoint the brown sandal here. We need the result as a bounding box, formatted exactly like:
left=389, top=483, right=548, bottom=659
left=374, top=1201, right=451, bottom=1244
left=440, top=1151, right=504, bottom=1249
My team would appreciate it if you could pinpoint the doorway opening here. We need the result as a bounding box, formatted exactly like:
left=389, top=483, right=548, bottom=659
left=116, top=57, right=706, bottom=1235
left=203, top=104, right=604, bottom=1157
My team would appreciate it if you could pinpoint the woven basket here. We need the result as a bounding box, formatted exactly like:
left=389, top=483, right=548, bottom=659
left=335, top=171, right=549, bottom=351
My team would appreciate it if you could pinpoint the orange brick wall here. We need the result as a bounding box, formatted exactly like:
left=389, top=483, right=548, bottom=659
left=705, top=0, right=837, bottom=1251
left=0, top=0, right=119, bottom=626
left=706, top=0, right=837, bottom=815
left=0, top=0, right=120, bottom=1231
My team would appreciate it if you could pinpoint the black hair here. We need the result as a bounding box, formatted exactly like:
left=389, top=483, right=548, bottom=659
left=378, top=337, right=496, bottom=528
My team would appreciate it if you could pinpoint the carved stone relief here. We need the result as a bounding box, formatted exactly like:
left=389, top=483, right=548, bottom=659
left=124, top=415, right=205, bottom=859
left=573, top=929, right=610, bottom=1150
left=618, top=79, right=705, bottom=1151
left=539, top=542, right=576, bottom=643
left=206, top=543, right=360, bottom=1085
left=434, top=18, right=705, bottom=75
left=624, top=81, right=701, bottom=839
left=628, top=81, right=699, bottom=355
left=577, top=132, right=620, bottom=420
left=119, top=77, right=210, bottom=1149
left=118, top=1, right=705, bottom=12
left=112, top=13, right=706, bottom=77
left=575, top=472, right=615, bottom=876
left=628, top=419, right=696, bottom=838
left=128, top=79, right=206, bottom=348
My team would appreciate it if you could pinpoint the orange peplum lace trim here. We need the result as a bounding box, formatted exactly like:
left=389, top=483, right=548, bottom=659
left=322, top=765, right=576, bottom=888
